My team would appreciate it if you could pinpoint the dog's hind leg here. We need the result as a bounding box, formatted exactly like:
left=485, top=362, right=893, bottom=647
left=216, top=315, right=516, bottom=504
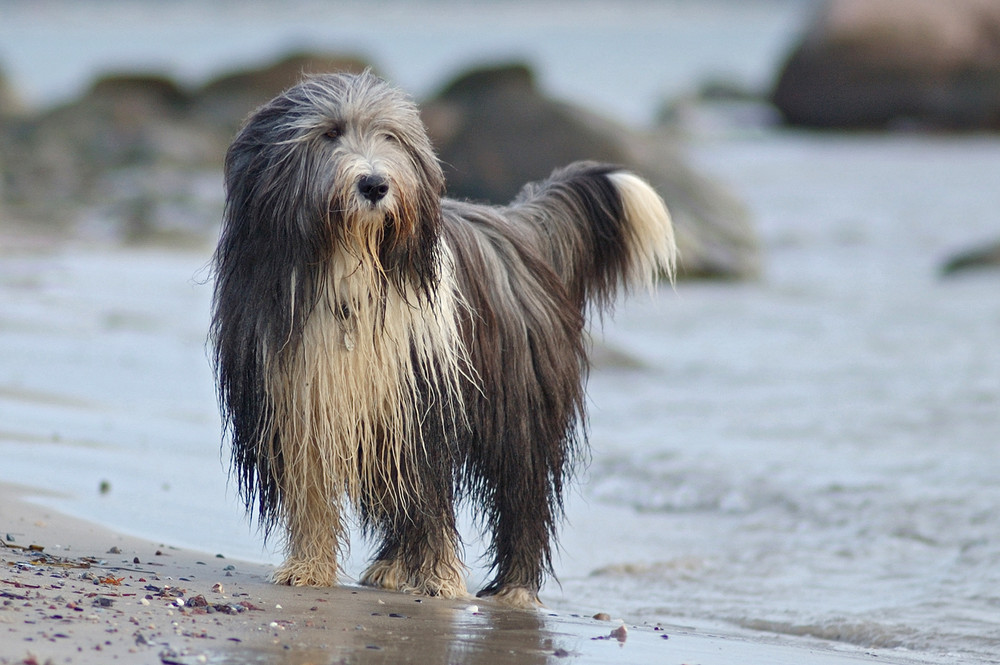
left=475, top=457, right=554, bottom=608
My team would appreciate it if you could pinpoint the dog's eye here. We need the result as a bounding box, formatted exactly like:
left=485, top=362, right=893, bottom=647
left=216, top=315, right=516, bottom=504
left=324, top=125, right=343, bottom=141
left=382, top=132, right=399, bottom=144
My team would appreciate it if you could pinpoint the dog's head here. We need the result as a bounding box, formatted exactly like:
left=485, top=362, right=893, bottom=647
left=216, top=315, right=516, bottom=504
left=222, top=71, right=445, bottom=288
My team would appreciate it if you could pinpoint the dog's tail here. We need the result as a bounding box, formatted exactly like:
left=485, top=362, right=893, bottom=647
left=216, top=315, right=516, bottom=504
left=508, top=161, right=677, bottom=309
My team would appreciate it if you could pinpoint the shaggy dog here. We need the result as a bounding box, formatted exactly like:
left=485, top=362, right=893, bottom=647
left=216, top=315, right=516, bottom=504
left=211, top=71, right=676, bottom=608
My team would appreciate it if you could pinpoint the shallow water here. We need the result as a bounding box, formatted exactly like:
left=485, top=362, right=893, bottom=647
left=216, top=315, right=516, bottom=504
left=550, top=133, right=1000, bottom=663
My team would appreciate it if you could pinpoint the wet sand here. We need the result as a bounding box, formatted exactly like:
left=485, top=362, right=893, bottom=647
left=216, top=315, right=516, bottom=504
left=0, top=483, right=921, bottom=665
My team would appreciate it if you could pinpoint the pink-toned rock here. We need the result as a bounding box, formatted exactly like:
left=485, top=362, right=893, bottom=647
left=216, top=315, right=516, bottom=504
left=772, top=0, right=1000, bottom=129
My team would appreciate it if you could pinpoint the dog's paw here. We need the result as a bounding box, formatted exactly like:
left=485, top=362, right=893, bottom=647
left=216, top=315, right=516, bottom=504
left=477, top=585, right=541, bottom=609
left=410, top=574, right=470, bottom=599
left=359, top=558, right=408, bottom=591
left=272, top=558, right=338, bottom=587
left=361, top=558, right=470, bottom=599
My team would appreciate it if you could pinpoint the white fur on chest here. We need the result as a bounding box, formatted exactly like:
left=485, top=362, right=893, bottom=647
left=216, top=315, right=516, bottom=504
left=269, top=242, right=471, bottom=515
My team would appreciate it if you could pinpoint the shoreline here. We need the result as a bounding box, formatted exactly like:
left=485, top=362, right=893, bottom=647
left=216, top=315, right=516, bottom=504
left=1, top=483, right=919, bottom=665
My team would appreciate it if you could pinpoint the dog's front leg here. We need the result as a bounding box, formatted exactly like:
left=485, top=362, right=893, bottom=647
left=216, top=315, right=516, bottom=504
left=272, top=438, right=344, bottom=587
left=360, top=512, right=468, bottom=599
left=358, top=441, right=468, bottom=599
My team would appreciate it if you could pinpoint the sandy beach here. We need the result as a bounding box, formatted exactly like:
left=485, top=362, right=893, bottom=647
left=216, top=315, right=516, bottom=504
left=1, top=482, right=924, bottom=665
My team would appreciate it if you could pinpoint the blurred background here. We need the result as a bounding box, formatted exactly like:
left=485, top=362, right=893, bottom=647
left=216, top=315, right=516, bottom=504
left=1, top=1, right=999, bottom=662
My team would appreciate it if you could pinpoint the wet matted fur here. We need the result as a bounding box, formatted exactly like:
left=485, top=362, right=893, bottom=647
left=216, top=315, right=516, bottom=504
left=210, top=71, right=676, bottom=607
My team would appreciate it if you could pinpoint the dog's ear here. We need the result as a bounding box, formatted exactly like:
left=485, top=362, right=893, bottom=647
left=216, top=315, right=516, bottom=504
left=412, top=137, right=445, bottom=223
left=412, top=125, right=446, bottom=191
left=217, top=89, right=334, bottom=366
left=373, top=128, right=445, bottom=300
left=393, top=109, right=445, bottom=212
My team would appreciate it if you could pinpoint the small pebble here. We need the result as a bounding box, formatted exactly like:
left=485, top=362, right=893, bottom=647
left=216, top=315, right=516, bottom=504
left=593, top=612, right=611, bottom=621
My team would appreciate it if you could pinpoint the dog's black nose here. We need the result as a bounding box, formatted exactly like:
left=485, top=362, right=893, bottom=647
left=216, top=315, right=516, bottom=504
left=358, top=174, right=389, bottom=204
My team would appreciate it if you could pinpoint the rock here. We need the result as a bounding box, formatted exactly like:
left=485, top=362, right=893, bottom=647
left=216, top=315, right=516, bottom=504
left=422, top=64, right=629, bottom=203
left=0, top=71, right=225, bottom=238
left=0, top=64, right=22, bottom=118
left=192, top=52, right=372, bottom=135
left=424, top=63, right=759, bottom=280
left=623, top=132, right=758, bottom=280
left=941, top=239, right=1000, bottom=275
left=0, top=52, right=372, bottom=241
left=657, top=78, right=781, bottom=135
left=772, top=0, right=1000, bottom=130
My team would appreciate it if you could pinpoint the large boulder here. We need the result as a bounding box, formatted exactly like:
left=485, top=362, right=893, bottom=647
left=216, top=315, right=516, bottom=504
left=772, top=0, right=1000, bottom=130
left=0, top=72, right=224, bottom=240
left=0, top=65, right=20, bottom=118
left=192, top=52, right=371, bottom=135
left=423, top=64, right=759, bottom=280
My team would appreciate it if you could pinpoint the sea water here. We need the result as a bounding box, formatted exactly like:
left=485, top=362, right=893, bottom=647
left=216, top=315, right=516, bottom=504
left=552, top=133, right=1000, bottom=662
left=2, top=1, right=1000, bottom=662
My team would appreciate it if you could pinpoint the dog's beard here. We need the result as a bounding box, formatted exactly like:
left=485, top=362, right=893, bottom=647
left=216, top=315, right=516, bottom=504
left=333, top=196, right=394, bottom=272
left=322, top=160, right=438, bottom=305
left=325, top=151, right=419, bottom=274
